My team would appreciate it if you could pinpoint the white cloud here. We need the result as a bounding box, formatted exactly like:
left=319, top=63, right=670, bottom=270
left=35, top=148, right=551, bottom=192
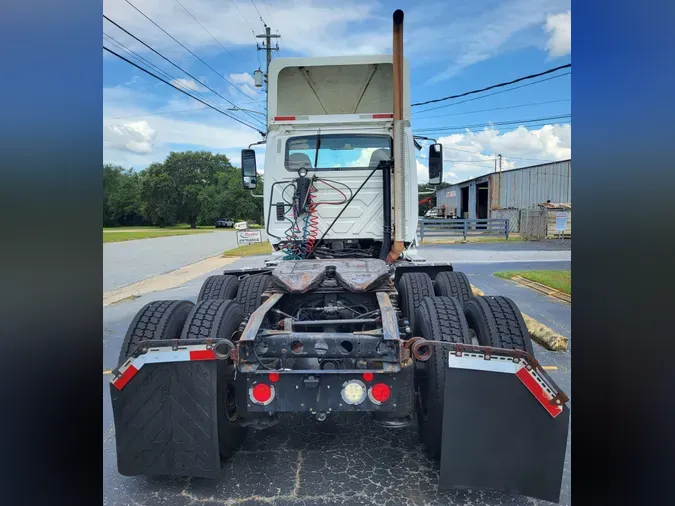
left=545, top=10, right=571, bottom=57
left=102, top=0, right=390, bottom=59
left=437, top=123, right=571, bottom=181
left=228, top=72, right=260, bottom=98
left=170, top=78, right=206, bottom=92
left=420, top=0, right=571, bottom=82
left=106, top=121, right=156, bottom=154
left=416, top=159, right=429, bottom=184
left=103, top=85, right=263, bottom=168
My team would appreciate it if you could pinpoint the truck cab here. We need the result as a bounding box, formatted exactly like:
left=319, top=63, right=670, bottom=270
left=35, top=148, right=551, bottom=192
left=240, top=55, right=439, bottom=259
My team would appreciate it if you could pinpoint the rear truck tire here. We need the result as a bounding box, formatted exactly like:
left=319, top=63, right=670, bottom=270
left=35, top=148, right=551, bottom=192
left=197, top=274, right=240, bottom=302
left=117, top=299, right=194, bottom=366
left=398, top=272, right=434, bottom=335
left=433, top=271, right=473, bottom=306
left=180, top=299, right=249, bottom=459
left=236, top=273, right=271, bottom=314
left=464, top=296, right=534, bottom=355
left=414, top=296, right=472, bottom=459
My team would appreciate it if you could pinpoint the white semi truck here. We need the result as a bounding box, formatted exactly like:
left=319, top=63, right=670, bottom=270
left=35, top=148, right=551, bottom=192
left=110, top=10, right=569, bottom=503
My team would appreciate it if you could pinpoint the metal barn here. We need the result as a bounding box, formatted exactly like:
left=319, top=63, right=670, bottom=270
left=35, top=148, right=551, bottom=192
left=435, top=159, right=571, bottom=222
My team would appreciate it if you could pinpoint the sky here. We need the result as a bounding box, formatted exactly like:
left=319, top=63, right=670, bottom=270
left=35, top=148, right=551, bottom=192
left=103, top=0, right=571, bottom=184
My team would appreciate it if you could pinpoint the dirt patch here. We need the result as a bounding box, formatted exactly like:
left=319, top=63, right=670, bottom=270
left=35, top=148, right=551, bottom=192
left=103, top=255, right=240, bottom=306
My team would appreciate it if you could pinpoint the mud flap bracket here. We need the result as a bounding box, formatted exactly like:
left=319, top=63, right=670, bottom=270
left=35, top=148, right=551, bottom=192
left=439, top=349, right=569, bottom=503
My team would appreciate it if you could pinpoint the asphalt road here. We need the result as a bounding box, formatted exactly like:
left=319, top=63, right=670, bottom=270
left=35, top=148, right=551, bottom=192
left=103, top=254, right=571, bottom=506
left=103, top=230, right=267, bottom=292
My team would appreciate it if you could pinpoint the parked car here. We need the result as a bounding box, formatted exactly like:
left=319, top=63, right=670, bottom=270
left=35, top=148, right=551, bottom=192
left=215, top=218, right=235, bottom=228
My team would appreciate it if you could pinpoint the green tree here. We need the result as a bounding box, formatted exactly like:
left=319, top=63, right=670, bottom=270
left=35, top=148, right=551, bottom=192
left=140, top=163, right=179, bottom=227
left=163, top=151, right=231, bottom=228
left=103, top=164, right=144, bottom=226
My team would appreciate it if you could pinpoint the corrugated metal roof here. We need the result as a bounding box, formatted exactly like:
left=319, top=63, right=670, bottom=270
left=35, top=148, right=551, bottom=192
left=434, top=159, right=572, bottom=214
left=448, top=159, right=571, bottom=186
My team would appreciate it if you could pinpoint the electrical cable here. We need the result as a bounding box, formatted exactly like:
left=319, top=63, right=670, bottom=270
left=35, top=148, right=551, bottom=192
left=104, top=15, right=266, bottom=127
left=306, top=166, right=381, bottom=258
left=122, top=0, right=265, bottom=107
left=414, top=114, right=571, bottom=133
left=412, top=64, right=571, bottom=107
left=414, top=72, right=571, bottom=114
left=172, top=0, right=235, bottom=58
left=103, top=46, right=265, bottom=134
left=413, top=98, right=571, bottom=120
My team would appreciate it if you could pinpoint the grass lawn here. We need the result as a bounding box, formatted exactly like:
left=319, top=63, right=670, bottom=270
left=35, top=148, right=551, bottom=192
left=222, top=242, right=273, bottom=257
left=494, top=270, right=571, bottom=295
left=103, top=229, right=213, bottom=243
left=104, top=224, right=227, bottom=232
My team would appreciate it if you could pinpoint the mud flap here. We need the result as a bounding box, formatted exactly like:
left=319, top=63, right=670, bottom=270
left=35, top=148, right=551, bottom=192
left=439, top=352, right=569, bottom=503
left=110, top=359, right=222, bottom=478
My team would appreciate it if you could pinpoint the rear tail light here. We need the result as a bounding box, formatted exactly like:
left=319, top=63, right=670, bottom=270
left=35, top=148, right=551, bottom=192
left=341, top=380, right=367, bottom=405
left=369, top=383, right=391, bottom=404
left=250, top=383, right=275, bottom=405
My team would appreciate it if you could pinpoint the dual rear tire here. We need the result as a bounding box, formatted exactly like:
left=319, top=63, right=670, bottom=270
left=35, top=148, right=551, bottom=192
left=117, top=297, right=251, bottom=466
left=404, top=271, right=533, bottom=459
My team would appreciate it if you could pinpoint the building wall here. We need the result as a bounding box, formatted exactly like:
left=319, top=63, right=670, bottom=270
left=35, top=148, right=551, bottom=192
left=434, top=160, right=571, bottom=218
left=491, top=160, right=571, bottom=210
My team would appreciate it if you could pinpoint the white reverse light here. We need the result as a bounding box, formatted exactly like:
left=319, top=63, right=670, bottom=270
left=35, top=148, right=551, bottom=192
left=341, top=380, right=367, bottom=405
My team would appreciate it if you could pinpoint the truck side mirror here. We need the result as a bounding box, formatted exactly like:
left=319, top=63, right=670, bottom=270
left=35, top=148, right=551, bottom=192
left=428, top=143, right=443, bottom=185
left=241, top=149, right=257, bottom=189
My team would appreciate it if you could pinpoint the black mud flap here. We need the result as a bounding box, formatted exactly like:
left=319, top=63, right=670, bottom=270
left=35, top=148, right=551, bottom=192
left=439, top=353, right=569, bottom=503
left=110, top=360, right=222, bottom=478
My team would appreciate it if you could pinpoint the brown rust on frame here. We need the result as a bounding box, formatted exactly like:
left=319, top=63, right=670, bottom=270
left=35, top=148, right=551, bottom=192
left=240, top=292, right=283, bottom=342
left=376, top=292, right=401, bottom=340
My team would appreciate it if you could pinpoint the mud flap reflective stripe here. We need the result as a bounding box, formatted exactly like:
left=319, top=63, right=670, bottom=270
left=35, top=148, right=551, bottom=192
left=112, top=345, right=217, bottom=390
left=440, top=352, right=569, bottom=503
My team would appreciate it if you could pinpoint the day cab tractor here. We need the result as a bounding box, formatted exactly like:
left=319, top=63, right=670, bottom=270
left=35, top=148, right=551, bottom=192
left=109, top=10, right=569, bottom=503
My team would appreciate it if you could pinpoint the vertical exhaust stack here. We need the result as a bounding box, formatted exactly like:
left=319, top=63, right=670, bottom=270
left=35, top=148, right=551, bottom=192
left=386, top=9, right=406, bottom=264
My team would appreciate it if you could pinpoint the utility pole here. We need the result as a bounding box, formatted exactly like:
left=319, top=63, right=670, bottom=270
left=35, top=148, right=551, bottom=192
left=498, top=154, right=502, bottom=173
left=256, top=25, right=280, bottom=117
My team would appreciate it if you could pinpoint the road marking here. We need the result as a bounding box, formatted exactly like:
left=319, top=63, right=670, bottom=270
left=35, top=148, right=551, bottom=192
left=103, top=370, right=112, bottom=375
left=542, top=366, right=558, bottom=371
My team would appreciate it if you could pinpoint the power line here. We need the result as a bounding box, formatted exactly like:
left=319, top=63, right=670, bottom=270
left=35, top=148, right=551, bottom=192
left=229, top=0, right=258, bottom=42
left=104, top=45, right=265, bottom=135
left=122, top=0, right=262, bottom=108
left=414, top=114, right=571, bottom=133
left=412, top=63, right=571, bottom=107
left=103, top=15, right=265, bottom=128
left=108, top=107, right=205, bottom=120
left=249, top=0, right=266, bottom=25
left=413, top=98, right=571, bottom=120
left=418, top=121, right=572, bottom=137
left=103, top=32, right=231, bottom=114
left=414, top=72, right=571, bottom=114
left=172, top=0, right=234, bottom=58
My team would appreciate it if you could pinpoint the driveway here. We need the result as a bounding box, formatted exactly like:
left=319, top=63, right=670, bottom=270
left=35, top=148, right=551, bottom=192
left=103, top=230, right=267, bottom=292
left=103, top=255, right=571, bottom=506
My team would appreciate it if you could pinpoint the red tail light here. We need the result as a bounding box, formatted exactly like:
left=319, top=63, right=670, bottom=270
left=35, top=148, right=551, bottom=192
left=269, top=372, right=280, bottom=382
left=369, top=383, right=391, bottom=404
left=250, top=383, right=274, bottom=405
left=362, top=372, right=374, bottom=382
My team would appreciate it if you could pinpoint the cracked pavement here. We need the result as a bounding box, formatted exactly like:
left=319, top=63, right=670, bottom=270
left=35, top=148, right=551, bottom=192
left=103, top=252, right=571, bottom=506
